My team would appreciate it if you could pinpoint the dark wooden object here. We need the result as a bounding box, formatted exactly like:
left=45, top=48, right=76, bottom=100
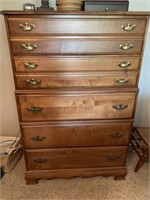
left=37, top=0, right=54, bottom=10
left=83, top=0, right=129, bottom=11
left=131, top=127, right=149, bottom=172
left=1, top=11, right=149, bottom=184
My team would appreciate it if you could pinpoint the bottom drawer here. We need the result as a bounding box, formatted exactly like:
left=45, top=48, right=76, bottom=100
left=25, top=146, right=128, bottom=170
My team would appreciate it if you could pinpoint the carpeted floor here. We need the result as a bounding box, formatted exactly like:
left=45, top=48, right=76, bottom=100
left=0, top=149, right=149, bottom=200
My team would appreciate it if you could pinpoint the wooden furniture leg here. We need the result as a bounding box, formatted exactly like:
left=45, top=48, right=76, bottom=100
left=130, top=127, right=149, bottom=172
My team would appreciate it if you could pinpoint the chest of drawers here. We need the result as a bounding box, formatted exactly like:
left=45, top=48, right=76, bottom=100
left=2, top=10, right=149, bottom=184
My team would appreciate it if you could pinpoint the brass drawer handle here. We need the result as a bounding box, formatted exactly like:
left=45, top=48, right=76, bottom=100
left=26, top=79, right=41, bottom=86
left=19, top=22, right=35, bottom=31
left=118, top=61, right=131, bottom=68
left=110, top=133, right=124, bottom=138
left=107, top=155, right=119, bottom=160
left=24, top=62, right=38, bottom=70
left=21, top=43, right=37, bottom=51
left=122, top=23, right=136, bottom=31
left=31, top=136, right=46, bottom=141
left=119, top=43, right=133, bottom=51
left=34, top=159, right=47, bottom=164
left=112, top=104, right=128, bottom=110
left=26, top=107, right=43, bottom=113
left=116, top=78, right=128, bottom=84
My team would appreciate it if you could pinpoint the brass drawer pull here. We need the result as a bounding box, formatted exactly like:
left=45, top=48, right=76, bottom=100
left=21, top=43, right=37, bottom=51
left=112, top=104, right=128, bottom=110
left=119, top=43, right=133, bottom=51
left=19, top=22, right=35, bottom=31
left=31, top=136, right=46, bottom=141
left=116, top=78, right=128, bottom=84
left=107, top=155, right=119, bottom=160
left=122, top=23, right=136, bottom=31
left=26, top=106, right=43, bottom=113
left=110, top=133, right=124, bottom=138
left=26, top=79, right=41, bottom=86
left=24, top=62, right=38, bottom=70
left=118, top=61, right=131, bottom=68
left=34, top=159, right=47, bottom=164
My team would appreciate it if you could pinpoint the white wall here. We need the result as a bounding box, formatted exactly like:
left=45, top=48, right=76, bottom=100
left=129, top=0, right=150, bottom=127
left=0, top=0, right=149, bottom=136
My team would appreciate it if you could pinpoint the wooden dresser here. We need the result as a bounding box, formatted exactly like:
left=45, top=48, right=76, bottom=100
left=2, top=11, right=149, bottom=184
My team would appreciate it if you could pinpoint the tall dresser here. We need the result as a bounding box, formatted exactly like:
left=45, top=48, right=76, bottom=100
left=2, top=11, right=149, bottom=184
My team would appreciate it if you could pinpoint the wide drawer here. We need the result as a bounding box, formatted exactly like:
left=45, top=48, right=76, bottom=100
left=11, top=38, right=143, bottom=55
left=21, top=121, right=132, bottom=148
left=8, top=18, right=146, bottom=35
left=25, top=146, right=128, bottom=170
left=17, top=92, right=137, bottom=121
left=15, top=72, right=138, bottom=89
left=13, top=56, right=140, bottom=72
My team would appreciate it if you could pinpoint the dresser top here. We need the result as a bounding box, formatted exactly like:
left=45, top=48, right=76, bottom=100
left=1, top=10, right=150, bottom=16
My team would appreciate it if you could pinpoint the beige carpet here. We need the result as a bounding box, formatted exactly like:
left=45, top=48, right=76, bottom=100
left=0, top=149, right=149, bottom=200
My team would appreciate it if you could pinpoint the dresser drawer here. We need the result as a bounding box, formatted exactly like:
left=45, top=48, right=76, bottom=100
left=25, top=146, right=128, bottom=170
left=11, top=38, right=143, bottom=55
left=15, top=72, right=138, bottom=89
left=8, top=18, right=146, bottom=35
left=14, top=56, right=140, bottom=72
left=17, top=92, right=137, bottom=121
left=21, top=121, right=132, bottom=148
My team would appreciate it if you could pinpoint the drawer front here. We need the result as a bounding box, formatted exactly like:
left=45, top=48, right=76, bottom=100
left=14, top=56, right=140, bottom=72
left=11, top=38, right=143, bottom=55
left=17, top=93, right=136, bottom=121
left=8, top=18, right=146, bottom=35
left=21, top=121, right=132, bottom=148
left=25, top=147, right=128, bottom=170
left=15, top=72, right=138, bottom=89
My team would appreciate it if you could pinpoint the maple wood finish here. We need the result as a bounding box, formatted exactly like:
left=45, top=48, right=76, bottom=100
left=14, top=55, right=140, bottom=72
left=2, top=10, right=149, bottom=184
left=7, top=17, right=146, bottom=35
left=17, top=92, right=136, bottom=121
left=25, top=146, right=128, bottom=170
left=15, top=72, right=138, bottom=89
left=11, top=38, right=143, bottom=55
left=21, top=121, right=132, bottom=148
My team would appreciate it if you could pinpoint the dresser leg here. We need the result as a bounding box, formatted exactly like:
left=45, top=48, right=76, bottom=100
left=26, top=179, right=38, bottom=185
left=114, top=175, right=126, bottom=180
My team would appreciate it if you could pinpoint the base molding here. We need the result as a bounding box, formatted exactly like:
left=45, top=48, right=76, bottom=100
left=25, top=166, right=127, bottom=184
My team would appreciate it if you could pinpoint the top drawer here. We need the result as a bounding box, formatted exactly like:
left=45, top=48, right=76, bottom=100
left=7, top=18, right=147, bottom=35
